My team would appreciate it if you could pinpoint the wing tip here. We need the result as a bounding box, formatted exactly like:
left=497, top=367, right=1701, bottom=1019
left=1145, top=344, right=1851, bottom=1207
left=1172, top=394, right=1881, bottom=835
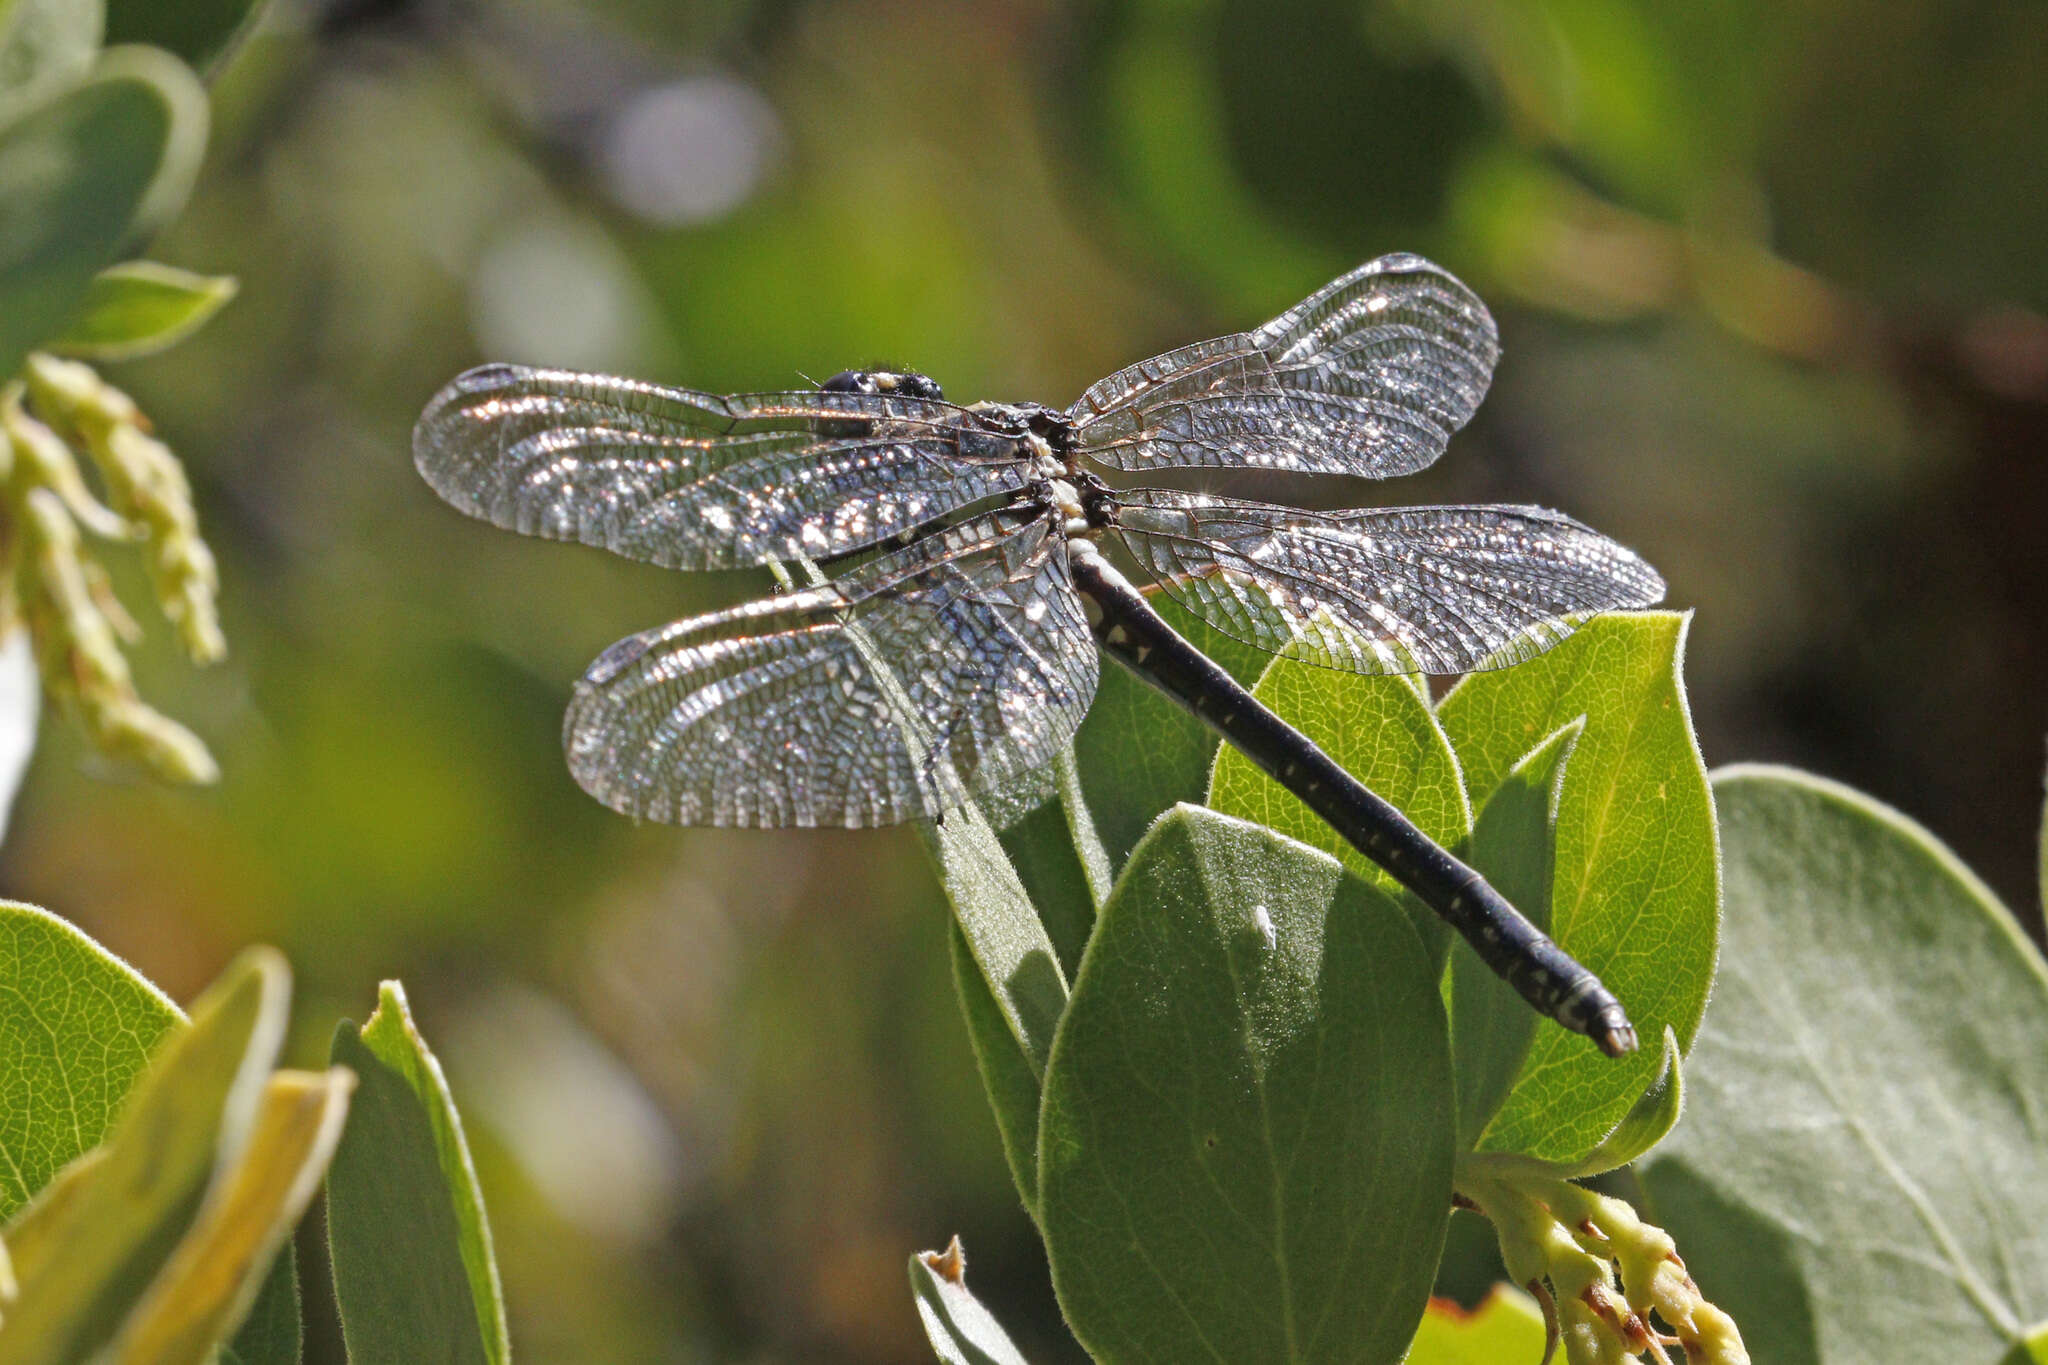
left=563, top=680, right=682, bottom=826
left=412, top=364, right=536, bottom=514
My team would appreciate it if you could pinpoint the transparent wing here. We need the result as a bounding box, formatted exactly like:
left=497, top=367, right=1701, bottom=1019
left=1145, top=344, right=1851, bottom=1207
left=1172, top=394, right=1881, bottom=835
left=1068, top=254, right=1499, bottom=478
left=1115, top=489, right=1664, bottom=675
left=564, top=509, right=1098, bottom=828
left=415, top=364, right=1032, bottom=570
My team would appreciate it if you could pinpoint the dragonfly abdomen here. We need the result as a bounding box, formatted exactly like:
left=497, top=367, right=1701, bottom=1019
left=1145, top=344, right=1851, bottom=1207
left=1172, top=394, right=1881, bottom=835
left=1066, top=539, right=1638, bottom=1058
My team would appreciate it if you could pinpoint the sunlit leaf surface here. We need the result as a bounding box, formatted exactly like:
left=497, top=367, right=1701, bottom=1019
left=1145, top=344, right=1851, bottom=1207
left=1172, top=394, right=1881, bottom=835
left=0, top=901, right=179, bottom=1218
left=1438, top=611, right=1716, bottom=1165
left=1565, top=1025, right=1682, bottom=1177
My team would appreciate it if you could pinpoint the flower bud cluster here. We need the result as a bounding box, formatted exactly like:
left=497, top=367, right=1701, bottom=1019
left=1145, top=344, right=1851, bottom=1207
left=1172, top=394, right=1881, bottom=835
left=1459, top=1157, right=1748, bottom=1365
left=0, top=357, right=224, bottom=783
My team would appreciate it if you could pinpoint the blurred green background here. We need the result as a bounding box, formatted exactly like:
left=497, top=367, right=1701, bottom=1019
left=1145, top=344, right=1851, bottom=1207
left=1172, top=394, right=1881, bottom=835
left=8, top=0, right=2046, bottom=1358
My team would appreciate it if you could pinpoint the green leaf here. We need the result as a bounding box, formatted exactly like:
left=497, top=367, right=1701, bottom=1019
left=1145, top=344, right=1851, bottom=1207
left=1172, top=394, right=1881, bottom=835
left=327, top=981, right=510, bottom=1365
left=0, top=46, right=209, bottom=379
left=1038, top=806, right=1455, bottom=1365
left=0, top=901, right=179, bottom=1217
left=0, top=0, right=102, bottom=110
left=1563, top=1025, right=1681, bottom=1177
left=103, top=0, right=265, bottom=76
left=909, top=1238, right=1032, bottom=1365
left=104, top=1067, right=351, bottom=1364
left=1208, top=657, right=1468, bottom=963
left=994, top=749, right=1109, bottom=978
left=1448, top=718, right=1580, bottom=1147
left=947, top=920, right=1044, bottom=1213
left=1436, top=611, right=1716, bottom=1166
left=225, top=1248, right=302, bottom=1365
left=0, top=946, right=288, bottom=1365
left=48, top=260, right=237, bottom=361
left=1070, top=598, right=1271, bottom=871
left=1404, top=1285, right=1549, bottom=1363
left=923, top=805, right=1068, bottom=1079
left=1640, top=765, right=2048, bottom=1365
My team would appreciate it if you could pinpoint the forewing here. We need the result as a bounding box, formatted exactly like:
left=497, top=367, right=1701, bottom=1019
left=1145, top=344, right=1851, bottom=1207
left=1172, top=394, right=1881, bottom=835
left=1115, top=489, right=1664, bottom=675
left=414, top=364, right=1032, bottom=570
left=563, top=510, right=1099, bottom=828
left=1069, top=254, right=1499, bottom=478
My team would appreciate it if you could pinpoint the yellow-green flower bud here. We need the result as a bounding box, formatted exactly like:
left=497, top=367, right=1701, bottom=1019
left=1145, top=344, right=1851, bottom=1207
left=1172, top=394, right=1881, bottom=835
left=12, top=487, right=218, bottom=784
left=0, top=385, right=132, bottom=539
left=22, top=354, right=225, bottom=664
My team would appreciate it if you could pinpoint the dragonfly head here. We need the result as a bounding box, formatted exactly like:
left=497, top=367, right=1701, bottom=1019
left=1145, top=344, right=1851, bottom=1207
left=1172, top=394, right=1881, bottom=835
left=818, top=369, right=946, bottom=402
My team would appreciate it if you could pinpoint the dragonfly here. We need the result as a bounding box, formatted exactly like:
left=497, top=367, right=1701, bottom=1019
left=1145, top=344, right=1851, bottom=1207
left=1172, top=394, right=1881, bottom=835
left=415, top=253, right=1663, bottom=1056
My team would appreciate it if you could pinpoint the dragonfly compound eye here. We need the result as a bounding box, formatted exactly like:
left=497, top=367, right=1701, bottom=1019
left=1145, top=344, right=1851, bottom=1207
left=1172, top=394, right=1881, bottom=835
left=818, top=369, right=945, bottom=402
left=818, top=369, right=876, bottom=394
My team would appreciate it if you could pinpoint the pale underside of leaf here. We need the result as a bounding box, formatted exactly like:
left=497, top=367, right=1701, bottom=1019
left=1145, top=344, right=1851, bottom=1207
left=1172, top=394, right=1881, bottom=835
left=105, top=1068, right=352, bottom=1364
left=909, top=1239, right=1033, bottom=1365
left=1643, top=766, right=2048, bottom=1364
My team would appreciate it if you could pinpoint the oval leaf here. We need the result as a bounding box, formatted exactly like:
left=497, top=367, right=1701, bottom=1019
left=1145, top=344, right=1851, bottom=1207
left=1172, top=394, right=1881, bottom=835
left=0, top=46, right=209, bottom=378
left=1436, top=611, right=1717, bottom=1165
left=49, top=260, right=237, bottom=361
left=327, top=981, right=509, bottom=1365
left=1039, top=805, right=1454, bottom=1365
left=1641, top=765, right=2048, bottom=1364
left=0, top=901, right=180, bottom=1218
left=1209, top=657, right=1468, bottom=963
left=910, top=1238, right=1032, bottom=1365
